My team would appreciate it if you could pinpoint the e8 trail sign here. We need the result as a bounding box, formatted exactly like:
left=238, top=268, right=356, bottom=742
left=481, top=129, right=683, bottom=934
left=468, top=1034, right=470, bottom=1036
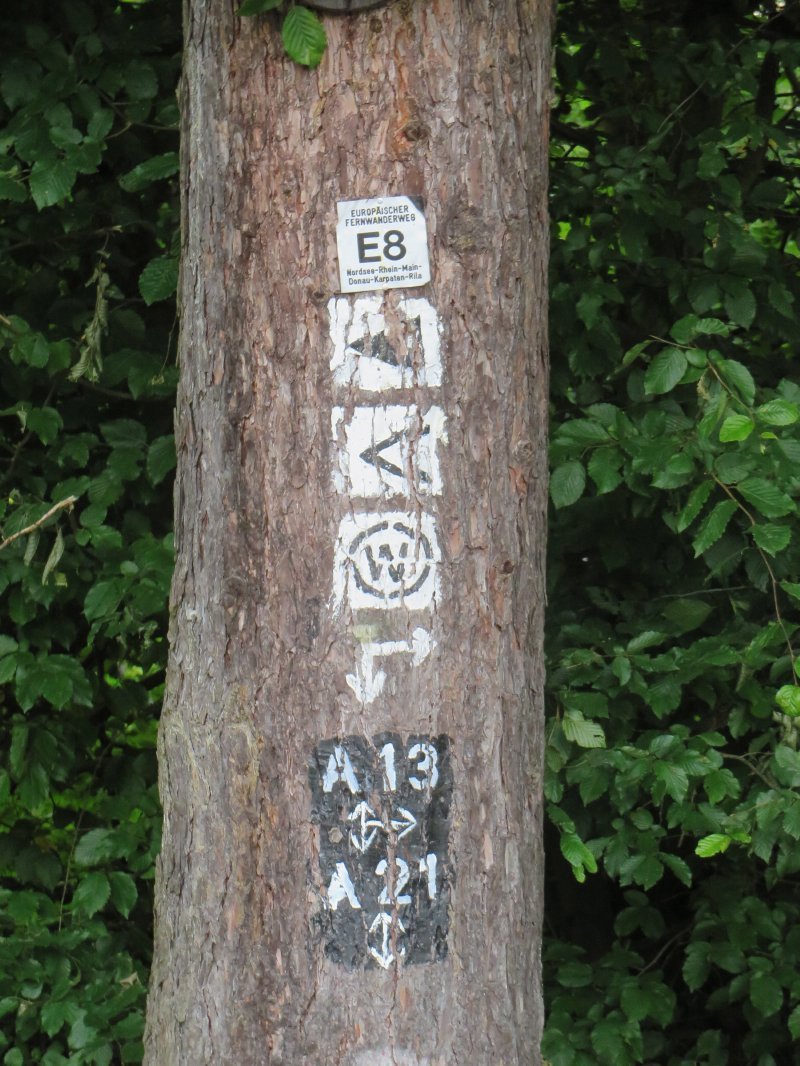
left=336, top=196, right=431, bottom=292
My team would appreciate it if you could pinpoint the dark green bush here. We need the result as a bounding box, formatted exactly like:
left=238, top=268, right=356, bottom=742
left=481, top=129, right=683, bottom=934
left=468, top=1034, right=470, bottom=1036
left=0, top=2, right=179, bottom=1061
left=545, top=2, right=800, bottom=1063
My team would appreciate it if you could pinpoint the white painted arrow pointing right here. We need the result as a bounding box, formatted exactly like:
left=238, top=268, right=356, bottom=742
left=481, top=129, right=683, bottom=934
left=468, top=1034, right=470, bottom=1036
left=345, top=627, right=436, bottom=706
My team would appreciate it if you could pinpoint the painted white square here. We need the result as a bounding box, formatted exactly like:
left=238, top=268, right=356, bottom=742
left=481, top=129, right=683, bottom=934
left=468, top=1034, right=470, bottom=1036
left=328, top=296, right=442, bottom=391
left=332, top=511, right=441, bottom=613
left=332, top=405, right=447, bottom=499
left=336, top=196, right=431, bottom=293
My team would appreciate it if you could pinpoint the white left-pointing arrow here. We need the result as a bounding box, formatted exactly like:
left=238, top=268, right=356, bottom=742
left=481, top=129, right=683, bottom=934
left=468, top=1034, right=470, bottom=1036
left=345, top=627, right=436, bottom=705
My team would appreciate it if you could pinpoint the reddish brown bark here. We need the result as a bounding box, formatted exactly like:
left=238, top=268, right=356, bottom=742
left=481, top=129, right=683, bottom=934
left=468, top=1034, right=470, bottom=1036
left=145, top=2, right=552, bottom=1062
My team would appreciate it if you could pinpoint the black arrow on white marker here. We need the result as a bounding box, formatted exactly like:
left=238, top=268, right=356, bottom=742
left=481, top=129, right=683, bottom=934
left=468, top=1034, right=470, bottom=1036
left=358, top=425, right=432, bottom=485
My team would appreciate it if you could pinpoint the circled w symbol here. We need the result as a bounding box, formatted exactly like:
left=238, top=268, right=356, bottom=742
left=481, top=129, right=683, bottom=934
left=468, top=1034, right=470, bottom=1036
left=348, top=520, right=433, bottom=601
left=332, top=511, right=441, bottom=613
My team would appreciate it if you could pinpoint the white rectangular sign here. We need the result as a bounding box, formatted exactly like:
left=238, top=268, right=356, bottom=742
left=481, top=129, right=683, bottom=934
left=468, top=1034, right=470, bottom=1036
left=336, top=196, right=431, bottom=293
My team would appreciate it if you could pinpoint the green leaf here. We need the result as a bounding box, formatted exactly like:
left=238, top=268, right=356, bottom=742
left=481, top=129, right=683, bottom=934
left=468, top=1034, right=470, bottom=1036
left=101, top=419, right=147, bottom=448
left=683, top=945, right=710, bottom=991
left=72, top=872, right=111, bottom=917
left=716, top=358, right=755, bottom=405
left=24, top=530, right=40, bottom=565
left=783, top=799, right=800, bottom=840
left=627, top=630, right=665, bottom=652
left=704, top=768, right=739, bottom=802
left=789, top=1004, right=800, bottom=1041
left=15, top=331, right=50, bottom=367
left=0, top=173, right=27, bottom=201
left=661, top=598, right=712, bottom=633
left=774, top=744, right=800, bottom=787
left=27, top=407, right=63, bottom=444
left=281, top=6, right=327, bottom=68
left=560, top=832, right=598, bottom=875
left=119, top=152, right=179, bottom=193
left=9, top=723, right=28, bottom=775
left=620, top=981, right=650, bottom=1022
left=752, top=523, right=791, bottom=556
left=590, top=1018, right=627, bottom=1061
left=0, top=998, right=18, bottom=1020
left=147, top=435, right=176, bottom=485
left=587, top=446, right=623, bottom=494
left=29, top=160, right=76, bottom=209
left=68, top=1013, right=99, bottom=1052
left=662, top=853, right=692, bottom=886
left=693, top=317, right=730, bottom=336
left=550, top=460, right=586, bottom=508
left=18, top=763, right=50, bottom=814
left=644, top=348, right=688, bottom=395
left=41, top=663, right=73, bottom=709
left=677, top=480, right=713, bottom=532
left=692, top=499, right=737, bottom=557
left=769, top=281, right=794, bottom=317
left=109, top=871, right=138, bottom=917
left=124, top=60, right=158, bottom=100
left=723, top=284, right=756, bottom=328
left=139, top=256, right=178, bottom=305
left=41, top=527, right=65, bottom=585
left=562, top=711, right=606, bottom=749
left=781, top=581, right=800, bottom=603
left=749, top=973, right=782, bottom=1017
left=84, top=579, right=125, bottom=621
left=718, top=414, right=753, bottom=442
left=238, top=0, right=282, bottom=12
left=654, top=761, right=689, bottom=801
left=757, top=398, right=799, bottom=426
left=695, top=834, right=731, bottom=858
left=775, top=685, right=800, bottom=718
left=74, top=828, right=116, bottom=866
left=737, top=477, right=794, bottom=519
left=556, top=961, right=593, bottom=988
left=555, top=418, right=610, bottom=447
left=41, top=999, right=79, bottom=1038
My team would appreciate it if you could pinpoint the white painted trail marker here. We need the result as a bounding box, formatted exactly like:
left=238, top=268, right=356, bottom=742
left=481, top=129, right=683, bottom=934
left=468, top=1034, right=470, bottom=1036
left=368, top=912, right=406, bottom=968
left=336, top=196, right=431, bottom=293
left=311, top=735, right=452, bottom=968
left=346, top=801, right=418, bottom=853
left=332, top=512, right=440, bottom=613
left=328, top=296, right=442, bottom=391
left=332, top=405, right=447, bottom=499
left=327, top=862, right=362, bottom=912
left=346, top=627, right=436, bottom=705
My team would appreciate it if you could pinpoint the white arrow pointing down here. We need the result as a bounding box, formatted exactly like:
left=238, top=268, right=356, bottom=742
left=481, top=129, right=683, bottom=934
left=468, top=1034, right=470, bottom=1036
left=346, top=627, right=435, bottom=705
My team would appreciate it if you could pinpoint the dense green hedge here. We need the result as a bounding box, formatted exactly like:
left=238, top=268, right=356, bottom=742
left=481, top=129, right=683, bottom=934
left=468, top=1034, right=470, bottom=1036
left=0, top=2, right=179, bottom=1061
left=0, top=1, right=798, bottom=1063
left=545, top=2, right=800, bottom=1063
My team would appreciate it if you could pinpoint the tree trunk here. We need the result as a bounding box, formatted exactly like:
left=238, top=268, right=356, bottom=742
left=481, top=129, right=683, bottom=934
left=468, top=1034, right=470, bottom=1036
left=144, top=1, right=552, bottom=1063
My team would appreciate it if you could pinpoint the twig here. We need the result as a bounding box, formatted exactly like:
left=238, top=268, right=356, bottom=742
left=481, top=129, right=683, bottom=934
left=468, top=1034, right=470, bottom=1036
left=712, top=475, right=798, bottom=682
left=0, top=496, right=77, bottom=552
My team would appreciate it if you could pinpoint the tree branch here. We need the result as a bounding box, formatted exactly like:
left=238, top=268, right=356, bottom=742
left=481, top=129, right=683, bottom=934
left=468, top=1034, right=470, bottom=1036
left=0, top=496, right=78, bottom=552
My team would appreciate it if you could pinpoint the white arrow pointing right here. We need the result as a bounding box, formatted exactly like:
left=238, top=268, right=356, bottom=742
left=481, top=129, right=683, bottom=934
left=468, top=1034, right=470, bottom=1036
left=345, top=627, right=436, bottom=705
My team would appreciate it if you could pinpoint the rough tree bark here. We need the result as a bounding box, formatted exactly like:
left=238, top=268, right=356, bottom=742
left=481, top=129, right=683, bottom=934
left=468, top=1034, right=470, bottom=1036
left=144, top=1, right=552, bottom=1063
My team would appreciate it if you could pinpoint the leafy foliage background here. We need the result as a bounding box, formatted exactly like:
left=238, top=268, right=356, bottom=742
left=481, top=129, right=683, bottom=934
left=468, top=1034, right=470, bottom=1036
left=1, top=0, right=799, bottom=1063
